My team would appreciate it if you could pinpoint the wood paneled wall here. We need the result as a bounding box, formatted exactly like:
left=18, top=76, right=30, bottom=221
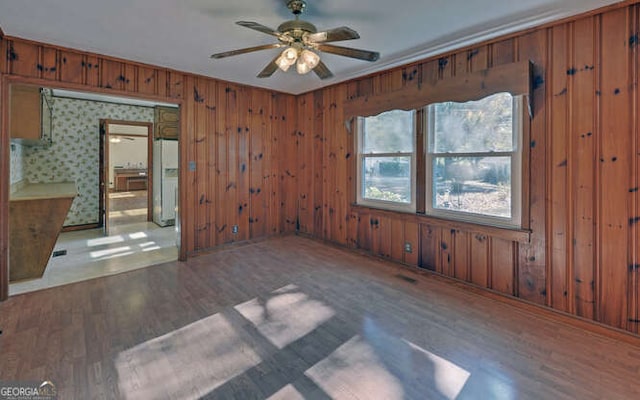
left=296, top=3, right=640, bottom=334
left=0, top=37, right=299, bottom=300
left=2, top=2, right=640, bottom=337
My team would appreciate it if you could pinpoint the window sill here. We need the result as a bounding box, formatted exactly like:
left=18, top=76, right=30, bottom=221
left=351, top=203, right=531, bottom=243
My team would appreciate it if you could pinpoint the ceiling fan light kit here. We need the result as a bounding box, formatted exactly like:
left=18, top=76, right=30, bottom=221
left=210, top=0, right=380, bottom=80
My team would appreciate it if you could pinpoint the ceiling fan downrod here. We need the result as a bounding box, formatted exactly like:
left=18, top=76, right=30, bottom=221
left=287, top=0, right=306, bottom=16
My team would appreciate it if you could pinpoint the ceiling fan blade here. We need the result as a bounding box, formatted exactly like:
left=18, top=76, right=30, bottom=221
left=313, top=60, right=334, bottom=80
left=307, top=26, right=360, bottom=43
left=316, top=44, right=380, bottom=62
left=211, top=43, right=283, bottom=59
left=236, top=21, right=282, bottom=37
left=257, top=54, right=282, bottom=78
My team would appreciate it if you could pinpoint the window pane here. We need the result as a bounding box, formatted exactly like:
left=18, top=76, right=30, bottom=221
left=432, top=156, right=511, bottom=218
left=432, top=92, right=513, bottom=153
left=363, top=157, right=411, bottom=203
left=363, top=110, right=414, bottom=153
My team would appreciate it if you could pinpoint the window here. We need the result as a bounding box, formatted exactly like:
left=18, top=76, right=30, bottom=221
left=425, top=92, right=522, bottom=228
left=355, top=92, right=523, bottom=229
left=356, top=109, right=416, bottom=212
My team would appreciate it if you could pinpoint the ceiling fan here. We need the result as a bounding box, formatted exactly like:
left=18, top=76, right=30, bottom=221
left=210, top=0, right=380, bottom=80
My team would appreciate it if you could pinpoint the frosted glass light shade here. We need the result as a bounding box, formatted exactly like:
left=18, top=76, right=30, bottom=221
left=277, top=47, right=299, bottom=72
left=276, top=55, right=291, bottom=72
left=299, top=49, right=320, bottom=69
left=296, top=60, right=312, bottom=74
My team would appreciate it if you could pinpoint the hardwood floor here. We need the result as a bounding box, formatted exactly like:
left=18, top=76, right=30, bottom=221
left=109, top=190, right=148, bottom=227
left=0, top=235, right=639, bottom=399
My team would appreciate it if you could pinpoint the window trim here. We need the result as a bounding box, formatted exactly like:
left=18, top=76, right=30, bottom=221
left=424, top=94, right=524, bottom=229
left=355, top=111, right=417, bottom=213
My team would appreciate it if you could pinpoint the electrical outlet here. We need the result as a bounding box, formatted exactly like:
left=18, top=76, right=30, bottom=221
left=404, top=242, right=412, bottom=253
left=232, top=225, right=239, bottom=234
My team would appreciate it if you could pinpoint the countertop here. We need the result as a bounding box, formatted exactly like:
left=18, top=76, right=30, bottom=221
left=10, top=182, right=77, bottom=201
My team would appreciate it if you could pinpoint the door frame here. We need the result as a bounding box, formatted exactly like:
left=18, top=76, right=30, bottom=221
left=1, top=74, right=185, bottom=302
left=99, top=119, right=154, bottom=233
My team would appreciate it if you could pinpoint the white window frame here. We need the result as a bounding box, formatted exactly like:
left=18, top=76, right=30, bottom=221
left=424, top=94, right=523, bottom=229
left=356, top=111, right=417, bottom=213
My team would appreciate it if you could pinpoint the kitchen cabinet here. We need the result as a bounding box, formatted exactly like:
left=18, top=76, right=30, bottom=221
left=154, top=106, right=179, bottom=140
left=114, top=168, right=148, bottom=192
left=9, top=84, right=52, bottom=145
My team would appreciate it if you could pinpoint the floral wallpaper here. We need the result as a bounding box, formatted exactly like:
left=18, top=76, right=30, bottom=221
left=24, top=97, right=154, bottom=226
left=9, top=142, right=25, bottom=186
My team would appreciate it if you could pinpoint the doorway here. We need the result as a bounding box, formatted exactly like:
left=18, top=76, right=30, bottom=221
left=100, top=121, right=153, bottom=233
left=6, top=86, right=181, bottom=296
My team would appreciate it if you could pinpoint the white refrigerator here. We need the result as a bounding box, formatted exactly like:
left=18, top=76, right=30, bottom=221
left=153, top=139, right=178, bottom=226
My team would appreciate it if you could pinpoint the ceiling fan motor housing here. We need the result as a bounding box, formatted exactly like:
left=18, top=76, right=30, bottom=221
left=278, top=19, right=318, bottom=38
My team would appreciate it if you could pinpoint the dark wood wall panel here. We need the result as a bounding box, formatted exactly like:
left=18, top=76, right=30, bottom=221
left=598, top=8, right=632, bottom=330
left=296, top=3, right=640, bottom=335
left=571, top=16, right=598, bottom=321
left=0, top=37, right=295, bottom=300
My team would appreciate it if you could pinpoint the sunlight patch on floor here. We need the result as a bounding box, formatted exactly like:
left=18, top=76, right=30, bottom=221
left=90, top=246, right=132, bottom=259
left=116, top=313, right=262, bottom=400
left=305, top=335, right=405, bottom=399
left=234, top=284, right=335, bottom=349
left=129, top=232, right=148, bottom=239
left=267, top=384, right=305, bottom=400
left=87, top=235, right=124, bottom=247
left=402, top=339, right=470, bottom=399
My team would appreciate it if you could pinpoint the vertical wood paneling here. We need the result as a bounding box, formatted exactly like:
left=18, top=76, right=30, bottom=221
left=492, top=38, right=516, bottom=66
left=297, top=93, right=314, bottom=235
left=226, top=85, right=239, bottom=242
left=572, top=16, right=597, bottom=320
left=598, top=8, right=631, bottom=329
left=123, top=64, right=136, bottom=92
left=313, top=91, right=324, bottom=236
left=59, top=51, right=84, bottom=84
left=470, top=234, right=490, bottom=287
left=41, top=47, right=58, bottom=81
left=4, top=3, right=640, bottom=337
left=357, top=212, right=371, bottom=250
left=138, top=66, right=157, bottom=96
left=180, top=76, right=194, bottom=254
left=420, top=224, right=440, bottom=271
left=404, top=222, right=419, bottom=266
left=277, top=94, right=297, bottom=233
left=453, top=230, right=470, bottom=281
left=630, top=7, right=640, bottom=334
left=491, top=238, right=516, bottom=295
left=193, top=77, right=209, bottom=250
left=215, top=84, right=229, bottom=244
left=249, top=90, right=267, bottom=238
left=440, top=229, right=453, bottom=277
left=549, top=24, right=571, bottom=312
left=100, top=59, right=124, bottom=90
left=628, top=7, right=640, bottom=333
left=294, top=3, right=640, bottom=336
left=237, top=86, right=250, bottom=242
left=517, top=29, right=548, bottom=306
left=206, top=79, right=218, bottom=249
left=0, top=76, right=7, bottom=300
left=1, top=37, right=291, bottom=302
left=391, top=219, right=404, bottom=262
left=8, top=40, right=39, bottom=77
left=85, top=55, right=99, bottom=87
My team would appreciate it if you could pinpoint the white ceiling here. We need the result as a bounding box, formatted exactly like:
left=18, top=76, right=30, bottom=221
left=0, top=0, right=623, bottom=95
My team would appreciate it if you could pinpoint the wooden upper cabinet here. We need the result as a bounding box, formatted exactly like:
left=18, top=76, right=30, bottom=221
left=154, top=106, right=179, bottom=140
left=10, top=85, right=42, bottom=142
